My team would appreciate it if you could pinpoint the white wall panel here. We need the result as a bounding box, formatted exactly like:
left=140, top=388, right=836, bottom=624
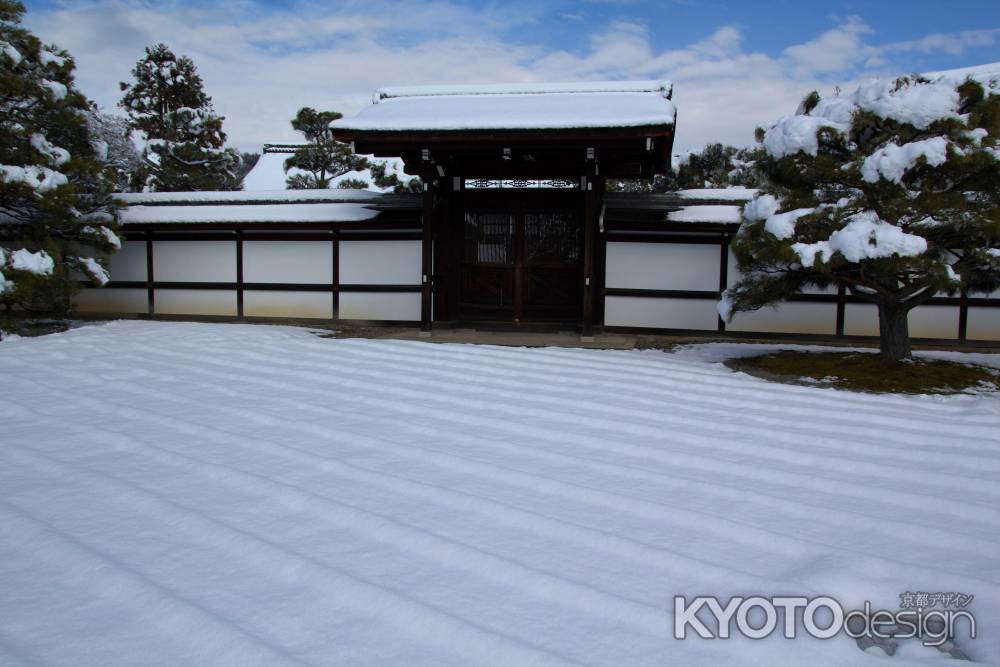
left=339, top=241, right=421, bottom=285
left=154, top=241, right=236, bottom=282
left=74, top=288, right=147, bottom=314
left=728, top=303, right=836, bottom=335
left=846, top=303, right=960, bottom=339
left=107, top=241, right=147, bottom=282
left=244, top=291, right=333, bottom=319
left=908, top=305, right=959, bottom=340
left=243, top=241, right=332, bottom=284
left=844, top=304, right=879, bottom=337
left=605, top=242, right=718, bottom=291
left=338, top=292, right=420, bottom=321
left=604, top=296, right=718, bottom=330
left=155, top=289, right=236, bottom=316
left=967, top=307, right=1000, bottom=341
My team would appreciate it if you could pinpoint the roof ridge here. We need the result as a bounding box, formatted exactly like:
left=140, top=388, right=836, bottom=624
left=374, top=80, right=672, bottom=103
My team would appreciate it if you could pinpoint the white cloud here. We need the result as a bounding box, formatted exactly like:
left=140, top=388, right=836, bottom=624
left=23, top=3, right=1000, bottom=156
left=782, top=15, right=875, bottom=75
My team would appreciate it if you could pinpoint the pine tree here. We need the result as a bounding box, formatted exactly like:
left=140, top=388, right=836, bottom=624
left=1, top=0, right=119, bottom=315
left=368, top=160, right=421, bottom=193
left=119, top=43, right=241, bottom=191
left=722, top=74, right=1000, bottom=360
left=87, top=110, right=141, bottom=191
left=284, top=107, right=367, bottom=189
left=607, top=144, right=762, bottom=193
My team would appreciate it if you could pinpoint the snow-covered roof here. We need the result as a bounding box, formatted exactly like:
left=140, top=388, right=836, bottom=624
left=116, top=189, right=381, bottom=206
left=119, top=202, right=380, bottom=225
left=332, top=80, right=676, bottom=132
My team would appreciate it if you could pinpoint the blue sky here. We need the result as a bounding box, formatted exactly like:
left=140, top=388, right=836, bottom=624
left=22, top=1, right=1000, bottom=152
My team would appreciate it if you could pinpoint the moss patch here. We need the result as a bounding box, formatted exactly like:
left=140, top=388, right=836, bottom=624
left=726, top=351, right=1000, bottom=395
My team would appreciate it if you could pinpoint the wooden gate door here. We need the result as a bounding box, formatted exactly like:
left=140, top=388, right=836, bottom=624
left=460, top=199, right=582, bottom=323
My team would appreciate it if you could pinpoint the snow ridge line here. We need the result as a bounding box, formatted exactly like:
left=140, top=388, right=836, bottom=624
left=11, top=336, right=1000, bottom=556
left=0, top=498, right=310, bottom=666
left=133, top=341, right=1000, bottom=515
left=296, top=339, right=1000, bottom=466
left=327, top=336, right=995, bottom=419
left=44, top=428, right=687, bottom=638
left=50, top=336, right=1000, bottom=556
left=17, top=377, right=818, bottom=591
left=61, top=365, right=1000, bottom=585
left=0, top=446, right=586, bottom=667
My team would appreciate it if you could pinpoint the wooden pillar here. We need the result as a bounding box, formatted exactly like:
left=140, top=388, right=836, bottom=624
left=145, top=231, right=154, bottom=317
left=836, top=285, right=846, bottom=337
left=421, top=181, right=434, bottom=332
left=235, top=230, right=244, bottom=319
left=582, top=163, right=597, bottom=337
left=331, top=231, right=340, bottom=321
left=959, top=290, right=969, bottom=343
left=718, top=234, right=729, bottom=332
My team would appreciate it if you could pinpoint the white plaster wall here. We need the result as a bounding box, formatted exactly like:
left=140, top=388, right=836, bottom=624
left=606, top=242, right=719, bottom=291
left=843, top=304, right=879, bottom=337
left=967, top=307, right=1000, bottom=341
left=243, top=241, right=332, bottom=284
left=727, top=303, right=836, bottom=335
left=74, top=288, right=147, bottom=314
left=107, top=241, right=147, bottom=282
left=339, top=292, right=420, bottom=321
left=155, top=289, right=237, bottom=316
left=908, top=305, right=959, bottom=340
left=340, top=240, right=421, bottom=285
left=845, top=303, right=960, bottom=339
left=244, top=291, right=333, bottom=319
left=154, top=241, right=236, bottom=282
left=604, top=296, right=718, bottom=330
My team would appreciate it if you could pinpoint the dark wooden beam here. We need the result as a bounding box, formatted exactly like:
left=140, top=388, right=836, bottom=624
left=582, top=166, right=597, bottom=337
left=235, top=230, right=244, bottom=318
left=145, top=231, right=154, bottom=317
left=718, top=234, right=729, bottom=332
left=421, top=180, right=434, bottom=331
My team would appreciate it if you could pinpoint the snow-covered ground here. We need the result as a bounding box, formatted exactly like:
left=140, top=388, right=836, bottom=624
left=2, top=321, right=999, bottom=666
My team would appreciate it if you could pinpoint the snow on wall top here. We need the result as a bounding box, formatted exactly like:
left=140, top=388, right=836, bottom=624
left=332, top=81, right=676, bottom=132
left=116, top=189, right=383, bottom=206
left=667, top=205, right=743, bottom=224
left=675, top=187, right=757, bottom=202
left=119, top=202, right=380, bottom=225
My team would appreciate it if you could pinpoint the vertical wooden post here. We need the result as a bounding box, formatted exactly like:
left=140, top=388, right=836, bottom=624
left=235, top=230, right=244, bottom=319
left=513, top=208, right=525, bottom=324
left=145, top=231, right=154, bottom=317
left=582, top=164, right=597, bottom=337
left=836, top=285, right=846, bottom=337
left=959, top=290, right=969, bottom=343
left=718, top=234, right=729, bottom=332
left=421, top=181, right=434, bottom=332
left=331, top=231, right=340, bottom=321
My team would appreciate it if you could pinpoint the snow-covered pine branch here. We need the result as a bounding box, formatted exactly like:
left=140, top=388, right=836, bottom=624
left=1, top=0, right=120, bottom=313
left=722, top=72, right=1000, bottom=360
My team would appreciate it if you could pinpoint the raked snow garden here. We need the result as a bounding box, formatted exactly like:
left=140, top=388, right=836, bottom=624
left=5, top=0, right=1000, bottom=664
left=2, top=320, right=1000, bottom=665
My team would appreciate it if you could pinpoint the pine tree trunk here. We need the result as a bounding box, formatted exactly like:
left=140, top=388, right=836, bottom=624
left=876, top=298, right=911, bottom=361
